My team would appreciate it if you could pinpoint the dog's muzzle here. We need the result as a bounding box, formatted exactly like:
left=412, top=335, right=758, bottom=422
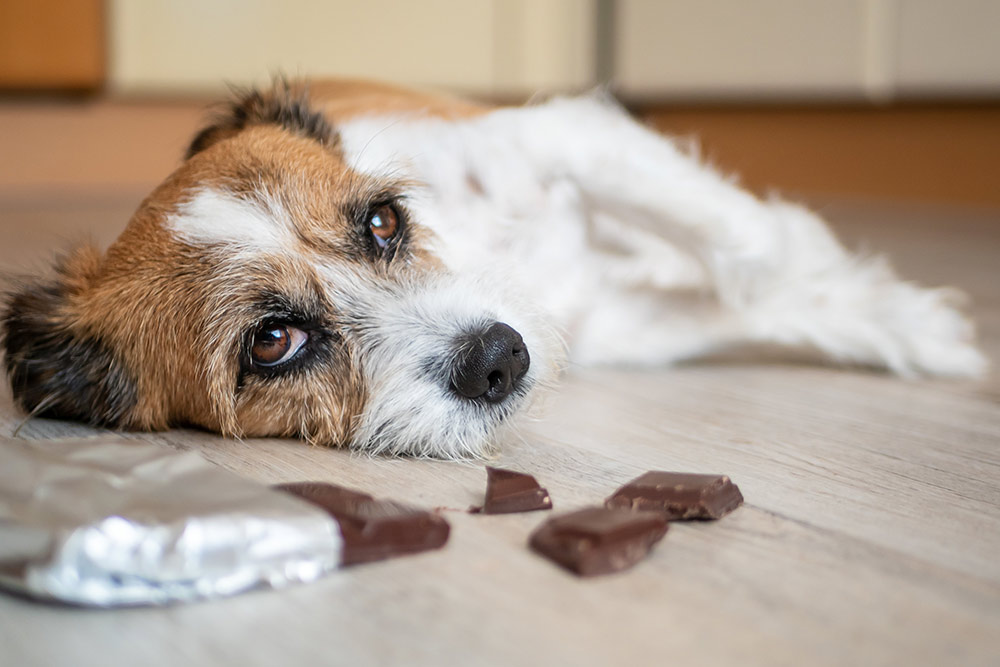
left=450, top=322, right=530, bottom=403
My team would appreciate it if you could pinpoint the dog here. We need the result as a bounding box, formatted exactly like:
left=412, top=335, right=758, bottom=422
left=1, top=79, right=986, bottom=458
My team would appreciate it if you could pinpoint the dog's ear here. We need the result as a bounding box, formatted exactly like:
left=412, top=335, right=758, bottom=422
left=185, top=83, right=339, bottom=159
left=1, top=247, right=138, bottom=427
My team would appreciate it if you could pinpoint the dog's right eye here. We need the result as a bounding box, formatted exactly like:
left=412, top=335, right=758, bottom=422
left=251, top=324, right=308, bottom=367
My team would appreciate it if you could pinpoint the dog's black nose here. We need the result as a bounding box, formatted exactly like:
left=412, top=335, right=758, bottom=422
left=451, top=322, right=530, bottom=403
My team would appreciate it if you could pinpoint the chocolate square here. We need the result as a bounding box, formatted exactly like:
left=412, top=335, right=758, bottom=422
left=475, top=466, right=552, bottom=514
left=528, top=507, right=668, bottom=576
left=605, top=471, right=743, bottom=520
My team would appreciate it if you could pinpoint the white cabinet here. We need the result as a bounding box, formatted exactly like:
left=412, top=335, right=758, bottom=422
left=895, top=0, right=1000, bottom=96
left=614, top=0, right=868, bottom=99
left=109, top=0, right=595, bottom=96
left=109, top=0, right=999, bottom=100
left=613, top=0, right=1000, bottom=101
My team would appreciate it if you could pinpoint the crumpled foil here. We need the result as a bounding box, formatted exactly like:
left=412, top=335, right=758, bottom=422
left=0, top=436, right=343, bottom=607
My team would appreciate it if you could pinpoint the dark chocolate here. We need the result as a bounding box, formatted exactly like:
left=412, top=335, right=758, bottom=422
left=475, top=466, right=553, bottom=514
left=274, top=482, right=450, bottom=566
left=605, top=471, right=743, bottom=520
left=528, top=507, right=668, bottom=576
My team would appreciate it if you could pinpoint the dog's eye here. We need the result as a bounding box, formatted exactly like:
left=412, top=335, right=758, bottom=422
left=368, top=205, right=399, bottom=248
left=251, top=325, right=308, bottom=367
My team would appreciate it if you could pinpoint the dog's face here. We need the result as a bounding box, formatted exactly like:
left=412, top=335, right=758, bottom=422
left=2, top=88, right=559, bottom=457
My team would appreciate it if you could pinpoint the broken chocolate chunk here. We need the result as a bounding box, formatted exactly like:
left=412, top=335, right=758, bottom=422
left=474, top=466, right=553, bottom=514
left=274, top=482, right=450, bottom=566
left=528, top=507, right=668, bottom=576
left=605, top=471, right=743, bottom=520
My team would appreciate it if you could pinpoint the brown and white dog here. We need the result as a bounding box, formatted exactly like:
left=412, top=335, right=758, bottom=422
left=1, top=79, right=986, bottom=457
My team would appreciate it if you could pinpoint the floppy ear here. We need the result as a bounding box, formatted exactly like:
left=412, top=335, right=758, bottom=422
left=1, top=247, right=138, bottom=427
left=185, top=82, right=339, bottom=159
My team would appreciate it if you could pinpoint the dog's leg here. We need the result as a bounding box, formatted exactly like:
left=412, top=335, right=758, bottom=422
left=493, top=96, right=986, bottom=377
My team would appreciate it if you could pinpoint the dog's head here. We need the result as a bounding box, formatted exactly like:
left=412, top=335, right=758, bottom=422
left=1, top=85, right=560, bottom=457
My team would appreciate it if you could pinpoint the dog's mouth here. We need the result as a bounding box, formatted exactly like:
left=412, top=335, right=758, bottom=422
left=355, top=372, right=537, bottom=459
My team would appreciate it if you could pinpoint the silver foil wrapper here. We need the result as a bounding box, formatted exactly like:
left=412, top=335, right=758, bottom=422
left=0, top=436, right=343, bottom=607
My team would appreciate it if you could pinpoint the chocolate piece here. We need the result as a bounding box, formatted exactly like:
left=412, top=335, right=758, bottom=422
left=605, top=471, right=743, bottom=520
left=528, top=507, right=668, bottom=576
left=274, top=482, right=450, bottom=566
left=475, top=466, right=553, bottom=514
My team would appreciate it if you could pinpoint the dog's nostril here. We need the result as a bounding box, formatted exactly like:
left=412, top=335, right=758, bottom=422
left=451, top=322, right=531, bottom=403
left=487, top=370, right=505, bottom=390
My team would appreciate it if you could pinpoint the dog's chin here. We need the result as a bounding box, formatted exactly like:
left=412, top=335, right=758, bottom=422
left=349, top=377, right=543, bottom=459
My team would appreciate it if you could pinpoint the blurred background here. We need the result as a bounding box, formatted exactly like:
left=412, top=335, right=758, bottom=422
left=0, top=0, right=998, bottom=215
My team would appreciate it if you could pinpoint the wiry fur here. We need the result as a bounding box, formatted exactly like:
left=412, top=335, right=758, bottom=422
left=186, top=82, right=338, bottom=159
left=0, top=79, right=987, bottom=459
left=338, top=270, right=563, bottom=458
left=2, top=248, right=138, bottom=426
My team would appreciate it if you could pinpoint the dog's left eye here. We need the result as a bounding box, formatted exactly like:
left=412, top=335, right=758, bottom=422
left=251, top=324, right=308, bottom=367
left=368, top=204, right=399, bottom=249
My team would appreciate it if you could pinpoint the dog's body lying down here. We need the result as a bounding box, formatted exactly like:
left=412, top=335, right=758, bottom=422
left=1, top=80, right=986, bottom=457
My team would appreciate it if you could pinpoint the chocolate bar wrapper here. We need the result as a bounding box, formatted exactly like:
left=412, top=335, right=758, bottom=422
left=0, top=436, right=342, bottom=607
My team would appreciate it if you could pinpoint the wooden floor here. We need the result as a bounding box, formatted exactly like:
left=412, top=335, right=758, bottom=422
left=1, top=188, right=999, bottom=665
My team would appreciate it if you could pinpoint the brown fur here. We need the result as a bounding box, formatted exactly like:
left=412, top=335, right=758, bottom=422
left=304, top=78, right=491, bottom=122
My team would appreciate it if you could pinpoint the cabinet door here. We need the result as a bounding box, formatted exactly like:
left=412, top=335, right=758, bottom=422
left=613, top=0, right=1000, bottom=101
left=895, top=0, right=1000, bottom=97
left=108, top=0, right=595, bottom=97
left=613, top=0, right=867, bottom=100
left=0, top=0, right=104, bottom=91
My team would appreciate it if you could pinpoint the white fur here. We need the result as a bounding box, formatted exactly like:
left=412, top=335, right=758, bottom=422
left=337, top=95, right=987, bottom=379
left=309, top=264, right=562, bottom=458
left=167, top=188, right=296, bottom=253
